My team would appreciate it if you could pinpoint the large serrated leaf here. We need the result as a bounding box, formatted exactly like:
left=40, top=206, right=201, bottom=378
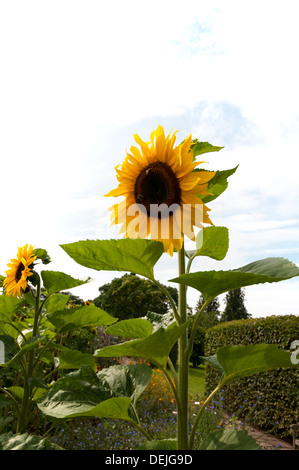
left=37, top=364, right=151, bottom=422
left=95, top=321, right=188, bottom=368
left=217, top=343, right=297, bottom=386
left=170, top=257, right=299, bottom=302
left=47, top=303, right=117, bottom=333
left=41, top=270, right=90, bottom=295
left=0, top=432, right=63, bottom=450
left=60, top=238, right=164, bottom=280
left=199, top=429, right=260, bottom=450
left=105, top=318, right=153, bottom=339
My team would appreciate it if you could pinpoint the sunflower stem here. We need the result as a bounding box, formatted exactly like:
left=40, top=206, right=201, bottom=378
left=18, top=274, right=41, bottom=433
left=176, top=241, right=190, bottom=450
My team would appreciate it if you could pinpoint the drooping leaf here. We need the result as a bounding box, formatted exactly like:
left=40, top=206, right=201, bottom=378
left=37, top=364, right=151, bottom=422
left=198, top=166, right=238, bottom=204
left=190, top=139, right=224, bottom=158
left=216, top=343, right=297, bottom=386
left=60, top=238, right=164, bottom=280
left=32, top=248, right=51, bottom=265
left=97, top=363, right=152, bottom=405
left=95, top=321, right=188, bottom=369
left=170, top=257, right=299, bottom=302
left=47, top=303, right=116, bottom=333
left=199, top=429, right=260, bottom=450
left=41, top=270, right=90, bottom=295
left=38, top=367, right=124, bottom=419
left=0, top=432, right=64, bottom=450
left=105, top=318, right=153, bottom=339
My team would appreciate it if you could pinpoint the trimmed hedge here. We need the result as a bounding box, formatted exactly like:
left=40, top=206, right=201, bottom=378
left=204, top=315, right=299, bottom=439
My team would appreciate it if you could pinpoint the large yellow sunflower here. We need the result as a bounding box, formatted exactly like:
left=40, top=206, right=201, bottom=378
left=105, top=125, right=215, bottom=256
left=3, top=244, right=36, bottom=297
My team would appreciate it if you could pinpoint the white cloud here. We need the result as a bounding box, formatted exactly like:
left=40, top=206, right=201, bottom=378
left=0, top=1, right=299, bottom=316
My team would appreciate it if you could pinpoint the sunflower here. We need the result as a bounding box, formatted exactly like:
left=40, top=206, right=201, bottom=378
left=3, top=244, right=37, bottom=297
left=105, top=125, right=215, bottom=256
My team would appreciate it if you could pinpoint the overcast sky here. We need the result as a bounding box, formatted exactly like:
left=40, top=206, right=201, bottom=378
left=1, top=0, right=299, bottom=316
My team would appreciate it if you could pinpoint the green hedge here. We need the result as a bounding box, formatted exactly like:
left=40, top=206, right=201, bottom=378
left=204, top=315, right=299, bottom=439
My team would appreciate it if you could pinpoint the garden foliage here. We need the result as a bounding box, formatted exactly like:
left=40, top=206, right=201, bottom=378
left=204, top=315, right=299, bottom=438
left=0, top=135, right=298, bottom=451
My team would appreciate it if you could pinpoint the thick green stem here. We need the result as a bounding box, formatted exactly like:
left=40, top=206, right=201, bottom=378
left=18, top=275, right=41, bottom=433
left=176, top=242, right=190, bottom=450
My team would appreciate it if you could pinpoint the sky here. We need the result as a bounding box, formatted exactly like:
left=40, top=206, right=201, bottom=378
left=0, top=0, right=299, bottom=317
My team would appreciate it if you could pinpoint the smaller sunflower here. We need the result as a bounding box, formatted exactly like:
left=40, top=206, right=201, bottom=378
left=3, top=244, right=37, bottom=297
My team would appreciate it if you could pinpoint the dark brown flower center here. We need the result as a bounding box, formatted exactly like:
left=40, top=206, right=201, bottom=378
left=134, top=162, right=181, bottom=216
left=15, top=263, right=25, bottom=282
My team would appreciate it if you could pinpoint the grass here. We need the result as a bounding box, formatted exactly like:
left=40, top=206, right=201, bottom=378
left=188, top=365, right=206, bottom=398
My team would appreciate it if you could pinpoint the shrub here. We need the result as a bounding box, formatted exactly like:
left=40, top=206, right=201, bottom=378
left=204, top=315, right=299, bottom=439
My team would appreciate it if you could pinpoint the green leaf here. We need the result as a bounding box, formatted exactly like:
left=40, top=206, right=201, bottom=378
left=170, top=257, right=299, bottom=302
left=105, top=318, right=153, bottom=339
left=201, top=354, right=224, bottom=376
left=32, top=248, right=51, bottom=264
left=95, top=321, right=188, bottom=369
left=5, top=386, right=24, bottom=399
left=191, top=139, right=224, bottom=158
left=138, top=438, right=177, bottom=450
left=60, top=238, right=164, bottom=280
left=43, top=294, right=69, bottom=313
left=2, top=335, right=46, bottom=368
left=0, top=295, right=24, bottom=318
left=199, top=166, right=238, bottom=204
left=47, top=303, right=117, bottom=333
left=37, top=367, right=120, bottom=419
left=97, top=363, right=152, bottom=405
left=199, top=429, right=260, bottom=450
left=37, top=364, right=150, bottom=421
left=58, top=349, right=97, bottom=371
left=0, top=335, right=18, bottom=364
left=0, top=275, right=5, bottom=288
left=0, top=417, right=13, bottom=433
left=0, top=432, right=63, bottom=450
left=41, top=270, right=90, bottom=295
left=190, top=226, right=229, bottom=261
left=145, top=311, right=175, bottom=332
left=217, top=343, right=297, bottom=386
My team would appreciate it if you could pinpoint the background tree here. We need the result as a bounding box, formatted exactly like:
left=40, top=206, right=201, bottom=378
left=220, top=287, right=250, bottom=322
left=194, top=294, right=221, bottom=329
left=93, top=273, right=178, bottom=320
